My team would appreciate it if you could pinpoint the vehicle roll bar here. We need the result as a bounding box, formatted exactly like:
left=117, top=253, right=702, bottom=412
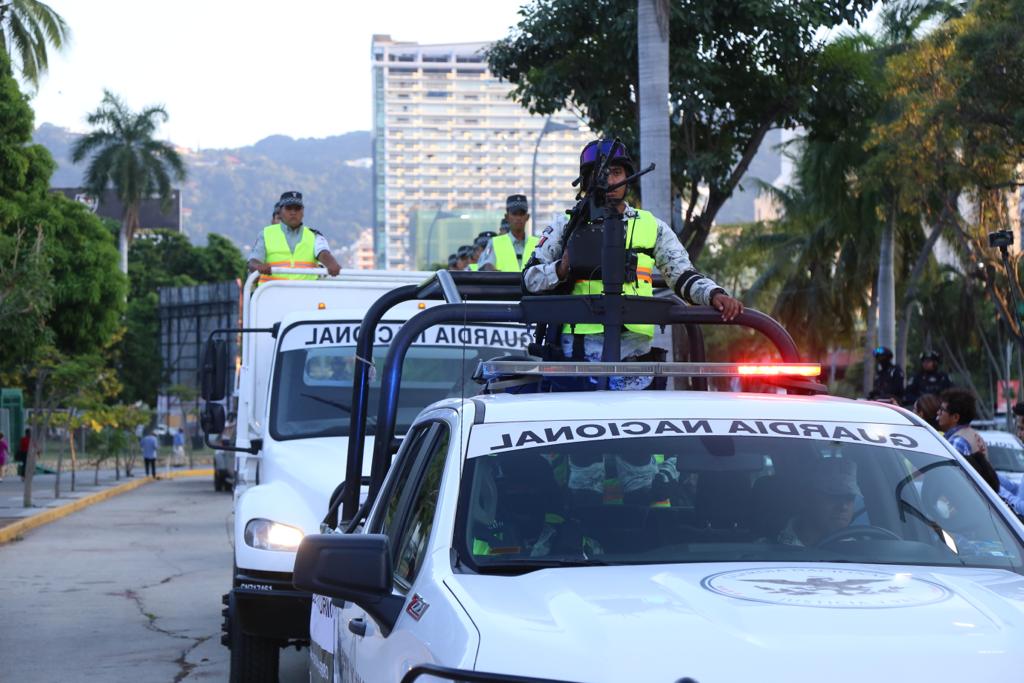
left=353, top=300, right=809, bottom=519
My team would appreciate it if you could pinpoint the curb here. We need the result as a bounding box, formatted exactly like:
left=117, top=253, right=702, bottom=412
left=0, top=468, right=214, bottom=546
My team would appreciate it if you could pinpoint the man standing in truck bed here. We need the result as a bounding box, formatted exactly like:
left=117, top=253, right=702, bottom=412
left=248, top=191, right=341, bottom=281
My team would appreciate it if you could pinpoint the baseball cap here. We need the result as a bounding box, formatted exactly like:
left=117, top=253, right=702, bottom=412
left=506, top=194, right=528, bottom=213
left=809, top=459, right=861, bottom=497
left=278, top=191, right=303, bottom=207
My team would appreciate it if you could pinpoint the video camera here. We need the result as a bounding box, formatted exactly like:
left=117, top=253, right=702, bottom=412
left=989, top=230, right=1014, bottom=250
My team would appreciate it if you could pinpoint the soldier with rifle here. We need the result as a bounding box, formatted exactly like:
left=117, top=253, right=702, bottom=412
left=522, top=139, right=742, bottom=390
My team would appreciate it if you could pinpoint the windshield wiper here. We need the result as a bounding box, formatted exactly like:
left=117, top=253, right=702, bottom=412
left=300, top=393, right=351, bottom=413
left=476, top=557, right=609, bottom=573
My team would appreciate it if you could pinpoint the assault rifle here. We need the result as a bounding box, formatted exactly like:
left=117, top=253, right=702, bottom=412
left=523, top=139, right=654, bottom=376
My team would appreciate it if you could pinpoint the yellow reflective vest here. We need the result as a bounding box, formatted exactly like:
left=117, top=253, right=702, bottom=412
left=260, top=224, right=318, bottom=283
left=492, top=233, right=539, bottom=272
left=563, top=210, right=657, bottom=338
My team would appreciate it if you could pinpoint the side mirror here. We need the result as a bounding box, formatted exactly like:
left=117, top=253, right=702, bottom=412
left=293, top=534, right=404, bottom=635
left=200, top=402, right=226, bottom=436
left=201, top=338, right=228, bottom=401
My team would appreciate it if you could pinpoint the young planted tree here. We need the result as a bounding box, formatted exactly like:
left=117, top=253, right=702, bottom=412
left=71, top=91, right=187, bottom=274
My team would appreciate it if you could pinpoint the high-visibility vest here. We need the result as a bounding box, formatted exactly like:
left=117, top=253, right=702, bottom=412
left=260, top=224, right=318, bottom=282
left=563, top=210, right=657, bottom=338
left=492, top=233, right=539, bottom=272
left=468, top=263, right=479, bottom=271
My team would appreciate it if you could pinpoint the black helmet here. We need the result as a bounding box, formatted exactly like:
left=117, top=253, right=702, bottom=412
left=474, top=231, right=496, bottom=249
left=457, top=245, right=474, bottom=259
left=919, top=350, right=941, bottom=363
left=447, top=254, right=457, bottom=268
left=578, top=139, right=635, bottom=185
left=873, top=346, right=894, bottom=361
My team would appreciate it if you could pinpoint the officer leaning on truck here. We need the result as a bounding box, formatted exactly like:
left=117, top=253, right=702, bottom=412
left=247, top=191, right=342, bottom=281
left=523, top=139, right=743, bottom=389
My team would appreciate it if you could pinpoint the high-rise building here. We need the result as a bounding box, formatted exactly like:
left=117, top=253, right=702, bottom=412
left=371, top=35, right=594, bottom=270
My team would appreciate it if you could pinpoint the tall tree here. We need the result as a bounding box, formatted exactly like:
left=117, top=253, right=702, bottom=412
left=0, top=0, right=68, bottom=89
left=488, top=0, right=873, bottom=260
left=71, top=90, right=187, bottom=274
left=636, top=0, right=670, bottom=221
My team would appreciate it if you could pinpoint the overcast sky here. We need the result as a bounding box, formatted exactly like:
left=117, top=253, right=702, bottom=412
left=25, top=0, right=530, bottom=149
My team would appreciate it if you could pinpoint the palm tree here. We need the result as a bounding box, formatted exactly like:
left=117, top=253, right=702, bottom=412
left=637, top=0, right=671, bottom=222
left=71, top=90, right=187, bottom=274
left=0, top=0, right=69, bottom=89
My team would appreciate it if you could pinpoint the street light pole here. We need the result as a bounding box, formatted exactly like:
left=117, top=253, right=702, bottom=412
left=423, top=209, right=462, bottom=269
left=531, top=117, right=578, bottom=232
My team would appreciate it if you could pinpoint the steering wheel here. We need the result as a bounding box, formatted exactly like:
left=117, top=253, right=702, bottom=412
left=815, top=525, right=901, bottom=547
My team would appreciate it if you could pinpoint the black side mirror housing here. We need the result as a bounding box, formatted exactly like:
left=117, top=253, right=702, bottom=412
left=293, top=533, right=404, bottom=635
left=201, top=338, right=228, bottom=401
left=201, top=402, right=226, bottom=436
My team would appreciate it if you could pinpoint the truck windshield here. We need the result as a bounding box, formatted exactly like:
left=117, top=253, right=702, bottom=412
left=457, top=419, right=1024, bottom=574
left=270, top=321, right=529, bottom=440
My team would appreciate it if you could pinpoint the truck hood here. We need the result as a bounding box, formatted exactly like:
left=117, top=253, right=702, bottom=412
left=258, top=435, right=374, bottom=531
left=447, top=562, right=1024, bottom=683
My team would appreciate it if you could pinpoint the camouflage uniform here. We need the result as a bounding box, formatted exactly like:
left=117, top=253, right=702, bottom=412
left=523, top=203, right=728, bottom=390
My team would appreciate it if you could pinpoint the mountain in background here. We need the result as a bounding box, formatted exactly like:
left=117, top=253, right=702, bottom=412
left=33, top=123, right=779, bottom=255
left=33, top=124, right=372, bottom=252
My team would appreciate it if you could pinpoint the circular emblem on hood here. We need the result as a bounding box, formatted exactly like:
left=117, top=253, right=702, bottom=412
left=702, top=567, right=951, bottom=609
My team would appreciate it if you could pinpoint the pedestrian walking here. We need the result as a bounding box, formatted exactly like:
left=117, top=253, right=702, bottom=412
left=0, top=432, right=8, bottom=481
left=16, top=428, right=30, bottom=479
left=172, top=429, right=186, bottom=466
left=141, top=431, right=159, bottom=478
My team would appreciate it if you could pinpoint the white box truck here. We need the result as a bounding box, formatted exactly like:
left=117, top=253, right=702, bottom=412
left=200, top=268, right=528, bottom=682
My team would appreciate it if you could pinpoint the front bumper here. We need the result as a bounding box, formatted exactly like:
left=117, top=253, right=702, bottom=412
left=233, top=568, right=311, bottom=641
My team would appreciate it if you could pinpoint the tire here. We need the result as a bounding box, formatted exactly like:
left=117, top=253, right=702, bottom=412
left=227, top=591, right=280, bottom=683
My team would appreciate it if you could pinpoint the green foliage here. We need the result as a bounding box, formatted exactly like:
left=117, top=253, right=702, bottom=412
left=0, top=0, right=69, bottom=89
left=118, top=231, right=245, bottom=404
left=0, top=48, right=124, bottom=379
left=488, top=0, right=873, bottom=259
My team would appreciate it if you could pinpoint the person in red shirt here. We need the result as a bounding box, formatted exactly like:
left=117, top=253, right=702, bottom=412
left=16, top=428, right=30, bottom=479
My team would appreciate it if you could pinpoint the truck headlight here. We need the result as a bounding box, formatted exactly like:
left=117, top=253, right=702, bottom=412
left=244, top=518, right=304, bottom=551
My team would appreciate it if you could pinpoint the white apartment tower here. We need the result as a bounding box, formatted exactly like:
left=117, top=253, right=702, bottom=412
left=371, top=35, right=594, bottom=270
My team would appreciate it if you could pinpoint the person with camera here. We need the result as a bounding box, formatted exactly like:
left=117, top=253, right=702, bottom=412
left=522, top=139, right=742, bottom=390
left=903, top=350, right=952, bottom=407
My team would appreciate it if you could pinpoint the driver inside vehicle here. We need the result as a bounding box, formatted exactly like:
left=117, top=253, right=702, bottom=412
left=777, top=458, right=862, bottom=547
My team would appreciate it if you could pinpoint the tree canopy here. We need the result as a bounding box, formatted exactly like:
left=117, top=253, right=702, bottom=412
left=0, top=0, right=68, bottom=89
left=0, top=48, right=125, bottom=378
left=488, top=0, right=874, bottom=260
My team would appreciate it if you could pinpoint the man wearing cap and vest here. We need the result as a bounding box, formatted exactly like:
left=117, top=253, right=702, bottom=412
left=479, top=195, right=539, bottom=272
left=523, top=140, right=743, bottom=390
left=247, top=191, right=341, bottom=282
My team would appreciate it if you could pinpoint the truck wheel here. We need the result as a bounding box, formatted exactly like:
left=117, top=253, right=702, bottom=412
left=226, top=591, right=280, bottom=683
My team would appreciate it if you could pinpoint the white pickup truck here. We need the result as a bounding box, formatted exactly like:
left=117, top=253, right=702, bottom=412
left=199, top=268, right=529, bottom=683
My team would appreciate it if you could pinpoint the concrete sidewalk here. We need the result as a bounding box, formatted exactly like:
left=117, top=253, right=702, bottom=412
left=0, top=463, right=214, bottom=543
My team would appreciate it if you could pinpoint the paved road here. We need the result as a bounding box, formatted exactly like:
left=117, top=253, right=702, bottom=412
left=0, top=477, right=307, bottom=682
